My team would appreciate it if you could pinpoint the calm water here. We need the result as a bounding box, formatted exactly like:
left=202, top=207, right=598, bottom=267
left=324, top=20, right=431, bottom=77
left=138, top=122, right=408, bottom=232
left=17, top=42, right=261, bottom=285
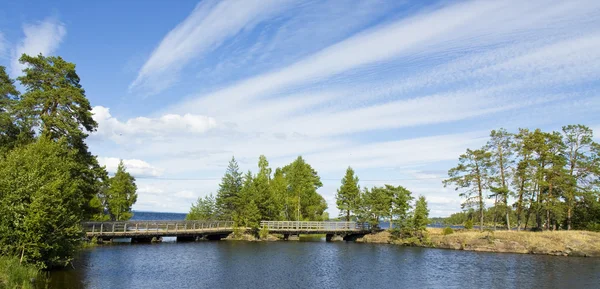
left=48, top=212, right=598, bottom=288
left=49, top=240, right=600, bottom=289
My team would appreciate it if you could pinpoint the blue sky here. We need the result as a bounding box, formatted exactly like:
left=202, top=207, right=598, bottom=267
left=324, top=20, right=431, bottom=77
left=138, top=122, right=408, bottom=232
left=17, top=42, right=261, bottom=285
left=1, top=0, right=599, bottom=216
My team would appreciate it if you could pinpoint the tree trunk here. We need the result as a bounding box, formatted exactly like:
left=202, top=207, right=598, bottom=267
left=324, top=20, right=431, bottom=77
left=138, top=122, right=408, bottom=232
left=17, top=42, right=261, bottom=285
left=346, top=210, right=350, bottom=222
left=476, top=165, right=484, bottom=231
left=492, top=194, right=498, bottom=230
left=516, top=178, right=525, bottom=231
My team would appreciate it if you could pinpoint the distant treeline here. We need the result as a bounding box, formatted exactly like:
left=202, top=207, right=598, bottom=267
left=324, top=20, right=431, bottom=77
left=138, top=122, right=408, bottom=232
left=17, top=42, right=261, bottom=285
left=444, top=126, right=600, bottom=231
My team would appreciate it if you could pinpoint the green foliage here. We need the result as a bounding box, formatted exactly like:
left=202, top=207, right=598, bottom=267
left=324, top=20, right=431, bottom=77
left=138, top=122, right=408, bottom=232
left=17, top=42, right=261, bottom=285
left=0, top=139, right=86, bottom=268
left=16, top=54, right=97, bottom=142
left=282, top=156, right=327, bottom=221
left=215, top=157, right=243, bottom=220
left=464, top=219, right=474, bottom=230
left=259, top=226, right=270, bottom=240
left=106, top=160, right=137, bottom=221
left=444, top=148, right=492, bottom=231
left=186, top=194, right=216, bottom=220
left=412, top=196, right=429, bottom=230
left=336, top=167, right=360, bottom=221
left=0, top=66, right=32, bottom=155
left=0, top=256, right=47, bottom=289
left=442, top=227, right=454, bottom=235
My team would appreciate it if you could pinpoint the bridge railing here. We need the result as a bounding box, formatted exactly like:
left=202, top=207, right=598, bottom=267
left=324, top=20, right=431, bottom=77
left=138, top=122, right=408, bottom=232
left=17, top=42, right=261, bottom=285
left=259, top=221, right=370, bottom=231
left=82, top=220, right=234, bottom=234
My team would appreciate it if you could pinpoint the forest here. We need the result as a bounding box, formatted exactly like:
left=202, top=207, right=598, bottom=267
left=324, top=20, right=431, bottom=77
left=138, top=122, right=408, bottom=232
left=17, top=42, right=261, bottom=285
left=187, top=158, right=430, bottom=234
left=443, top=126, right=600, bottom=231
left=0, top=55, right=138, bottom=269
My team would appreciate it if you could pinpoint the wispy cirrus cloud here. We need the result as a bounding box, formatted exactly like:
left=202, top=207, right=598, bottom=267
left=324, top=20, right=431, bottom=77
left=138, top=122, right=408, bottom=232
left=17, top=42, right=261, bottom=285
left=93, top=0, right=600, bottom=216
left=10, top=17, right=66, bottom=76
left=129, top=0, right=299, bottom=95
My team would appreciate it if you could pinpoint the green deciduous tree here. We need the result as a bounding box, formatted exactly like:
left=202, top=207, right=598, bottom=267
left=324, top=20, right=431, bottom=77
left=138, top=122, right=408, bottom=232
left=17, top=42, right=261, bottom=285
left=444, top=148, right=492, bottom=231
left=282, top=156, right=327, bottom=221
left=336, top=167, right=360, bottom=221
left=0, top=138, right=88, bottom=268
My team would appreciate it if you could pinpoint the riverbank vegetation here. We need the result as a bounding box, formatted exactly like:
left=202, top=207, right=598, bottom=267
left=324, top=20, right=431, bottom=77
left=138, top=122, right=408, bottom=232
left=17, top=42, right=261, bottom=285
left=0, top=256, right=47, bottom=289
left=444, top=126, right=600, bottom=232
left=0, top=55, right=138, bottom=272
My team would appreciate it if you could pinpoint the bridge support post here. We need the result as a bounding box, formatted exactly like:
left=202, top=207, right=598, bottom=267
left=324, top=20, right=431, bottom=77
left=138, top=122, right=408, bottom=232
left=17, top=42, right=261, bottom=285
left=283, top=234, right=289, bottom=240
left=326, top=234, right=334, bottom=242
left=342, top=234, right=364, bottom=242
left=177, top=235, right=196, bottom=242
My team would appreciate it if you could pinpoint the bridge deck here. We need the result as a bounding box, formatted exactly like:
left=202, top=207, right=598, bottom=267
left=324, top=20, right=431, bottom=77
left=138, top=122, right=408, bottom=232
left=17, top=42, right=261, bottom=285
left=83, top=221, right=370, bottom=239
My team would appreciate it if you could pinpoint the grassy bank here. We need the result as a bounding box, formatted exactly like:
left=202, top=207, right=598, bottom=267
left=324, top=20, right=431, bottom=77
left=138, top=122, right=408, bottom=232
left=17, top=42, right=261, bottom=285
left=0, top=256, right=47, bottom=289
left=357, top=228, right=600, bottom=257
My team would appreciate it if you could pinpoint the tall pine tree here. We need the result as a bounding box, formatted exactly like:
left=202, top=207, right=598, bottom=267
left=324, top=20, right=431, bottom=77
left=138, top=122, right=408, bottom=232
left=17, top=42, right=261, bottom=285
left=336, top=167, right=360, bottom=221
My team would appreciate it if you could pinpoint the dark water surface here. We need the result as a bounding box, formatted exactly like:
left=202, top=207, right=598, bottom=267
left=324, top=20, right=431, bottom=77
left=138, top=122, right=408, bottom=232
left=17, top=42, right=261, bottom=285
left=49, top=240, right=600, bottom=289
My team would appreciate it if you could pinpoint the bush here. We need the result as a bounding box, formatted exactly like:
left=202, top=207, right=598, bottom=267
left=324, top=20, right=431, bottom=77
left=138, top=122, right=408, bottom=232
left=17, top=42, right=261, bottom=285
left=442, top=227, right=454, bottom=235
left=464, top=219, right=474, bottom=230
left=259, top=226, right=269, bottom=240
left=231, top=226, right=245, bottom=239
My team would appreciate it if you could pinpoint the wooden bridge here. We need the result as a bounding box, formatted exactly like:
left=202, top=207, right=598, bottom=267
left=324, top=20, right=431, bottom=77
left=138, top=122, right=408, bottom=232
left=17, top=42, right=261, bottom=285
left=83, top=220, right=371, bottom=243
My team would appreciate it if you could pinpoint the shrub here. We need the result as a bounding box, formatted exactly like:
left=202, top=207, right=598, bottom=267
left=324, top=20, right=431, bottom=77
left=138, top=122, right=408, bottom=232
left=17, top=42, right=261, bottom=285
left=464, top=219, right=474, bottom=230
left=259, top=226, right=269, bottom=240
left=442, top=227, right=454, bottom=235
left=232, top=226, right=245, bottom=239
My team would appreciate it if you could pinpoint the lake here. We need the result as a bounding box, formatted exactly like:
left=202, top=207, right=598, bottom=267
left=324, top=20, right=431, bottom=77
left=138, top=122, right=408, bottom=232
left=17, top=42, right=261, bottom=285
left=47, top=212, right=600, bottom=288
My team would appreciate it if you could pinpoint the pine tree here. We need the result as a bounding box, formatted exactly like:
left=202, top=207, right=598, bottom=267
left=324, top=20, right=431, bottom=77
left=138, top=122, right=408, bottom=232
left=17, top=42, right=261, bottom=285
left=254, top=155, right=279, bottom=220
left=15, top=54, right=105, bottom=220
left=487, top=128, right=514, bottom=229
left=0, top=66, right=31, bottom=154
left=412, top=196, right=429, bottom=230
left=444, top=148, right=492, bottom=231
left=562, top=125, right=595, bottom=230
left=215, top=157, right=243, bottom=220
left=335, top=167, right=360, bottom=221
left=186, top=194, right=216, bottom=220
left=106, top=160, right=137, bottom=221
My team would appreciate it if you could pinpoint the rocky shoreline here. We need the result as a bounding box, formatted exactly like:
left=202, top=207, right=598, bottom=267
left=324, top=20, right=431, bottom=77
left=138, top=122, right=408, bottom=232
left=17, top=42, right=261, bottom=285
left=357, top=228, right=600, bottom=257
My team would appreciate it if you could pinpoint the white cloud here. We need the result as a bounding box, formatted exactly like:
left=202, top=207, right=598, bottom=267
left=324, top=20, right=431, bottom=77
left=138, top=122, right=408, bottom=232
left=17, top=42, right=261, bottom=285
left=171, top=0, right=600, bottom=116
left=130, top=0, right=298, bottom=95
left=89, top=0, right=600, bottom=216
left=10, top=18, right=66, bottom=76
left=91, top=106, right=217, bottom=143
left=98, top=157, right=164, bottom=177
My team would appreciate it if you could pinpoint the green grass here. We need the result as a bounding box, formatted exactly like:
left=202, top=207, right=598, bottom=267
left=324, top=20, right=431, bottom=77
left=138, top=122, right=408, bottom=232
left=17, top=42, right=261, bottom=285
left=0, top=256, right=47, bottom=289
